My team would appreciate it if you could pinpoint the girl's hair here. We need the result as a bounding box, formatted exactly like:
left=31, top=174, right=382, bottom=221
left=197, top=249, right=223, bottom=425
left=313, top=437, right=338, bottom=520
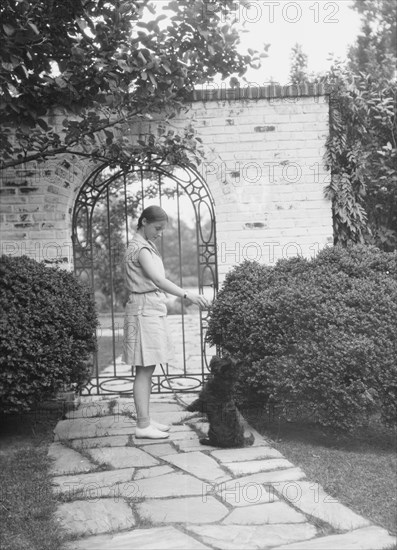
left=137, top=205, right=168, bottom=229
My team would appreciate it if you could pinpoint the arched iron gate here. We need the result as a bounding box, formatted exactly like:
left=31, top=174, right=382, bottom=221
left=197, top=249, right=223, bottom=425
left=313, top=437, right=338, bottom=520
left=72, top=157, right=218, bottom=395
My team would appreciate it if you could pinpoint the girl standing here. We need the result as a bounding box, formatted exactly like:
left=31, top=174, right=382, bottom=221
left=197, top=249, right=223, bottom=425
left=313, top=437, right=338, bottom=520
left=123, top=205, right=209, bottom=439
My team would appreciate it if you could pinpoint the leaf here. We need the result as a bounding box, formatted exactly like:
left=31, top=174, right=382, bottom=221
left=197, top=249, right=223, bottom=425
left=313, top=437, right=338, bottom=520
left=164, top=1, right=179, bottom=11
left=37, top=119, right=49, bottom=131
left=55, top=76, right=67, bottom=88
left=148, top=72, right=157, bottom=87
left=138, top=51, right=147, bottom=64
left=119, top=2, right=132, bottom=14
left=3, top=24, right=15, bottom=36
left=76, top=18, right=87, bottom=31
left=27, top=21, right=40, bottom=35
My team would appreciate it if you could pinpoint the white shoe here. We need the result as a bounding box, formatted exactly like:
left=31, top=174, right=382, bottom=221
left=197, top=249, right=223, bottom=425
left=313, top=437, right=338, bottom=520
left=135, top=425, right=169, bottom=439
left=150, top=420, right=170, bottom=432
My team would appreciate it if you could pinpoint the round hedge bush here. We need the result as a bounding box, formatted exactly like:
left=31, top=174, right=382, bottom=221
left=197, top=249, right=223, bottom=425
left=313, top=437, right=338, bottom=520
left=207, top=245, right=397, bottom=431
left=0, top=255, right=98, bottom=414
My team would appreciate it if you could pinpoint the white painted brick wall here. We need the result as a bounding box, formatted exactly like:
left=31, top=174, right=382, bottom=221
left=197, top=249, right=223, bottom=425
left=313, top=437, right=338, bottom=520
left=0, top=90, right=332, bottom=282
left=185, top=94, right=332, bottom=285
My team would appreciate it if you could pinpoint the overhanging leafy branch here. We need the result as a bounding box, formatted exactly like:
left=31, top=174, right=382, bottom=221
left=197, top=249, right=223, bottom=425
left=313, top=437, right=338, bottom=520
left=0, top=0, right=260, bottom=170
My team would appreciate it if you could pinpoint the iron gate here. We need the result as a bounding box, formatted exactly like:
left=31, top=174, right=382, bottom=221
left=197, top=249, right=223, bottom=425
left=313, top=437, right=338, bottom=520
left=72, top=157, right=217, bottom=395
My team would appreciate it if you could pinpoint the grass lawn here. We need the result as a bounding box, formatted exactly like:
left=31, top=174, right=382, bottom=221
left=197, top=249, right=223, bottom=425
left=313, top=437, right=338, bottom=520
left=244, top=408, right=397, bottom=537
left=0, top=405, right=70, bottom=550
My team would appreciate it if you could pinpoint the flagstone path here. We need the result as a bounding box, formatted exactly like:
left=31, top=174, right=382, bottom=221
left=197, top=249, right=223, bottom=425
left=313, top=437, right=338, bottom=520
left=48, top=393, right=396, bottom=550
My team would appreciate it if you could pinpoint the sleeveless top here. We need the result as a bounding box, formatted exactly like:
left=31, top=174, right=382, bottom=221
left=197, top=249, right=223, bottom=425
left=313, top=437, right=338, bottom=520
left=124, top=232, right=168, bottom=316
left=124, top=232, right=165, bottom=293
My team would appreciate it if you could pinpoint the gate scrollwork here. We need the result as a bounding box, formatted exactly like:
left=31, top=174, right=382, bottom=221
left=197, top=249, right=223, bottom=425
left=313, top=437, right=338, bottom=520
left=72, top=157, right=217, bottom=395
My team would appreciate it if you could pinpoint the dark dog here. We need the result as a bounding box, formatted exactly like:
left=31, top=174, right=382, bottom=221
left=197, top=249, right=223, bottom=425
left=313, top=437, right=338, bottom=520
left=186, top=355, right=255, bottom=448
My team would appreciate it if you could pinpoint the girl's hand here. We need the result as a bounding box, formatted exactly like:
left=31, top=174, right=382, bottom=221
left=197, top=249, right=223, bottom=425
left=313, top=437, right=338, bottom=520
left=185, top=292, right=210, bottom=309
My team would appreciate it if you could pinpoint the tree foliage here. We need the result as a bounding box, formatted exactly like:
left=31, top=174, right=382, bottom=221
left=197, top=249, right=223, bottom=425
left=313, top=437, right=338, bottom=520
left=284, top=2, right=397, bottom=250
left=348, top=0, right=396, bottom=81
left=0, top=0, right=259, bottom=169
left=289, top=43, right=308, bottom=85
left=323, top=0, right=397, bottom=250
left=324, top=64, right=396, bottom=249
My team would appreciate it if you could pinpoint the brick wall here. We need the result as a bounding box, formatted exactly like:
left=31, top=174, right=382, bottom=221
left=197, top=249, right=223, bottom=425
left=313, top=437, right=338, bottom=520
left=0, top=85, right=332, bottom=282
left=0, top=155, right=94, bottom=267
left=183, top=85, right=333, bottom=282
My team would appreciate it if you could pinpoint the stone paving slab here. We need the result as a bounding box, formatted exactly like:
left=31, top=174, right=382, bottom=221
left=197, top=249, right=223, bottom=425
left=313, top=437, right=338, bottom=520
left=149, top=402, right=185, bottom=413
left=134, top=436, right=174, bottom=446
left=149, top=395, right=180, bottom=403
left=140, top=442, right=180, bottom=457
left=276, top=525, right=397, bottom=549
left=52, top=468, right=136, bottom=498
left=161, top=451, right=232, bottom=483
left=55, top=499, right=135, bottom=537
left=222, top=501, right=307, bottom=524
left=125, top=471, right=206, bottom=499
left=48, top=443, right=96, bottom=476
left=137, top=496, right=229, bottom=524
left=271, top=480, right=371, bottom=531
left=78, top=397, right=135, bottom=414
left=167, top=429, right=201, bottom=442
left=144, top=410, right=192, bottom=425
left=63, top=526, right=211, bottom=549
left=174, top=439, right=219, bottom=452
left=86, top=447, right=159, bottom=469
left=216, top=482, right=278, bottom=508
left=65, top=402, right=111, bottom=419
left=220, top=468, right=307, bottom=490
left=210, top=446, right=283, bottom=462
left=167, top=424, right=196, bottom=432
left=186, top=523, right=318, bottom=550
left=54, top=416, right=135, bottom=441
left=134, top=465, right=174, bottom=479
left=224, top=458, right=295, bottom=476
left=70, top=435, right=130, bottom=449
left=75, top=396, right=110, bottom=404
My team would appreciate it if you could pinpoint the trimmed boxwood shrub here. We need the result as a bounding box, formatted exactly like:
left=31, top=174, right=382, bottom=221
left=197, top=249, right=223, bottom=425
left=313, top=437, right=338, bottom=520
left=207, top=245, right=397, bottom=430
left=0, top=255, right=98, bottom=414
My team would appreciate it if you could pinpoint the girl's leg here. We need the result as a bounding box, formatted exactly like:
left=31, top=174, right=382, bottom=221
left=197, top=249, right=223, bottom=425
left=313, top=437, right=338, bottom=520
left=133, top=365, right=155, bottom=429
left=133, top=365, right=169, bottom=439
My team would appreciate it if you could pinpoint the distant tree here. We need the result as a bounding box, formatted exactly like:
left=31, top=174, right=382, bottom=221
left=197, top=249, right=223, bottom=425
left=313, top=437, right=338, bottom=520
left=348, top=0, right=396, bottom=80
left=161, top=217, right=199, bottom=287
left=89, top=185, right=139, bottom=310
left=289, top=43, right=308, bottom=85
